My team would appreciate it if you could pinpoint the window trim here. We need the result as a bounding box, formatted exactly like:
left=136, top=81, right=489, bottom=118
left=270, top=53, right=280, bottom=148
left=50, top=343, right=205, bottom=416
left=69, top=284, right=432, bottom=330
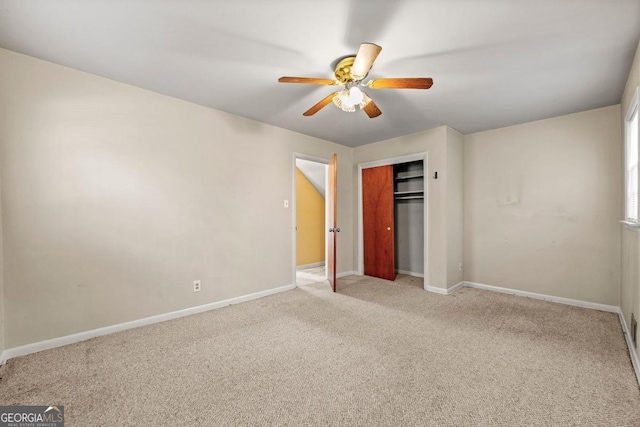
left=624, top=86, right=640, bottom=227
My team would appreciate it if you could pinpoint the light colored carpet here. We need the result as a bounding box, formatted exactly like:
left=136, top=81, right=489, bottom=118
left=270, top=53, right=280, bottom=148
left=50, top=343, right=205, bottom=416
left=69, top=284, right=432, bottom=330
left=1, top=274, right=639, bottom=426
left=296, top=265, right=326, bottom=286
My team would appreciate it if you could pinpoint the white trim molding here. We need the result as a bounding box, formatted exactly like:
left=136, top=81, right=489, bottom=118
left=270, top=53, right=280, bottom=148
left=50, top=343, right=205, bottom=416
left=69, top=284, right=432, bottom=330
left=617, top=309, right=640, bottom=385
left=291, top=152, right=331, bottom=294
left=396, top=270, right=424, bottom=278
left=448, top=281, right=465, bottom=294
left=1, top=284, right=296, bottom=364
left=296, top=262, right=326, bottom=270
left=620, top=220, right=640, bottom=231
left=357, top=152, right=429, bottom=292
left=357, top=153, right=426, bottom=169
left=337, top=271, right=357, bottom=278
left=426, top=281, right=464, bottom=295
left=461, top=281, right=619, bottom=312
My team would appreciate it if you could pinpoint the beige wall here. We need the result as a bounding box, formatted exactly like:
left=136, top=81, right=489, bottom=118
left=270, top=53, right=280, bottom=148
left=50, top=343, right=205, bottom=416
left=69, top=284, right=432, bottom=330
left=353, top=126, right=456, bottom=289
left=446, top=128, right=464, bottom=287
left=0, top=48, right=354, bottom=348
left=0, top=43, right=634, bottom=352
left=464, top=105, right=622, bottom=305
left=621, top=40, right=640, bottom=350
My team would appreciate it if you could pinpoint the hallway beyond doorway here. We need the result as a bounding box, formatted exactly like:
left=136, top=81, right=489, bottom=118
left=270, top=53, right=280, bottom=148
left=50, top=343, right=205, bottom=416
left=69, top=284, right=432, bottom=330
left=296, top=265, right=326, bottom=286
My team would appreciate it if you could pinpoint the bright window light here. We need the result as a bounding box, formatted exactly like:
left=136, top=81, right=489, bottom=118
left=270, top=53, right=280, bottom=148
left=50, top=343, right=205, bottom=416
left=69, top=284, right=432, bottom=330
left=625, top=87, right=639, bottom=223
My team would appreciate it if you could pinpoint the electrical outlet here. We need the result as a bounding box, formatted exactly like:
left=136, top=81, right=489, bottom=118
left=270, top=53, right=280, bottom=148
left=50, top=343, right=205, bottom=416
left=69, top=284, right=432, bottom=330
left=193, top=280, right=201, bottom=292
left=459, top=262, right=463, bottom=271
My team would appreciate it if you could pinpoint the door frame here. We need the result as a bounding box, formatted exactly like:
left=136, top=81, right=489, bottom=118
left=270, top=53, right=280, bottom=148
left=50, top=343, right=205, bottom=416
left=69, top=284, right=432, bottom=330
left=292, top=153, right=330, bottom=286
left=357, top=152, right=429, bottom=290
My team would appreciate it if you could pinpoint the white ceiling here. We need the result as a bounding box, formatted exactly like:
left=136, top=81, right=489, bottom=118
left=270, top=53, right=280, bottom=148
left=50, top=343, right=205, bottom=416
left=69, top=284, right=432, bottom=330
left=1, top=1, right=639, bottom=147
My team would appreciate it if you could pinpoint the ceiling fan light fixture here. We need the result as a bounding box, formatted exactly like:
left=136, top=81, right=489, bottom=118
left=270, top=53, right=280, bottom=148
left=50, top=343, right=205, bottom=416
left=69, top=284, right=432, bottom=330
left=359, top=92, right=373, bottom=109
left=333, top=89, right=354, bottom=112
left=333, top=87, right=369, bottom=113
left=347, top=87, right=364, bottom=106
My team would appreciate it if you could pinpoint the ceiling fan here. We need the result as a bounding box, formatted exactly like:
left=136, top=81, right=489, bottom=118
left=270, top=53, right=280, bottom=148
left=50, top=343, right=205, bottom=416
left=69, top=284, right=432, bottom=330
left=278, top=43, right=433, bottom=118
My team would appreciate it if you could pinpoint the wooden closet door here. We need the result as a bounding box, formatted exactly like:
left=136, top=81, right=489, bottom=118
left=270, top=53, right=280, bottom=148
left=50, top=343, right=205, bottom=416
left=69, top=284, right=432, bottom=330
left=362, top=165, right=395, bottom=281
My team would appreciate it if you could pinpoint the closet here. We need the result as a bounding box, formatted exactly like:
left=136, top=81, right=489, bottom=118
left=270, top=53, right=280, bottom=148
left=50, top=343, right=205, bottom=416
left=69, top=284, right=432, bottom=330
left=362, top=160, right=424, bottom=281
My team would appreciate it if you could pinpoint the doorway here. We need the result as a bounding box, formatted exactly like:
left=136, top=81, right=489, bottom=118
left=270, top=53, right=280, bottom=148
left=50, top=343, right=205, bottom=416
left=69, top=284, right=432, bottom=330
left=357, top=152, right=429, bottom=290
left=294, top=156, right=329, bottom=286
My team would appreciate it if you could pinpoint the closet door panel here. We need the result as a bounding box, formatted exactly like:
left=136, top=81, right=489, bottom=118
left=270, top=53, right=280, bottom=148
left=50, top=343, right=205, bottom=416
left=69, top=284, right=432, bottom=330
left=362, top=165, right=395, bottom=280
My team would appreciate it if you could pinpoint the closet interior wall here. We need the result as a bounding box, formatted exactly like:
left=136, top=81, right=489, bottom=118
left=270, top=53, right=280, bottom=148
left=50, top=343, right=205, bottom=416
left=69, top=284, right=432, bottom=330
left=394, top=161, right=425, bottom=277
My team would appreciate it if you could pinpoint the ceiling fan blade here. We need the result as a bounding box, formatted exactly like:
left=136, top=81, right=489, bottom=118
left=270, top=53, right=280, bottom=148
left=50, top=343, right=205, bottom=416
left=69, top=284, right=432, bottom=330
left=363, top=99, right=382, bottom=118
left=351, top=43, right=382, bottom=80
left=303, top=92, right=339, bottom=116
left=368, top=77, right=434, bottom=89
left=278, top=77, right=336, bottom=85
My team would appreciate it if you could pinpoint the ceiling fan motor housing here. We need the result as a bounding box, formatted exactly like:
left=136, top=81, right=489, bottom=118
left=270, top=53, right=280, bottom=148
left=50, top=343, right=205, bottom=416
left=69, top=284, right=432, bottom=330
left=334, top=56, right=358, bottom=84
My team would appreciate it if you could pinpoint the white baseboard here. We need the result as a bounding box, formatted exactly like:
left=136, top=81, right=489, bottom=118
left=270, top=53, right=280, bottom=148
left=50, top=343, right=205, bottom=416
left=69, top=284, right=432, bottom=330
left=462, top=281, right=619, bottom=313
left=1, top=284, right=296, bottom=364
left=448, top=281, right=465, bottom=293
left=337, top=271, right=357, bottom=278
left=426, top=286, right=448, bottom=294
left=617, top=309, right=640, bottom=385
left=426, top=282, right=464, bottom=295
left=296, top=262, right=325, bottom=270
left=5, top=277, right=637, bottom=387
left=396, top=270, right=424, bottom=278
left=231, top=285, right=296, bottom=305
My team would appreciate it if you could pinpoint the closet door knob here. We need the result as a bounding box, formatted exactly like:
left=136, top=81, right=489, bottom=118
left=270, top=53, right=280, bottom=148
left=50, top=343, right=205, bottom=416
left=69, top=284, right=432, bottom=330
left=387, top=227, right=391, bottom=231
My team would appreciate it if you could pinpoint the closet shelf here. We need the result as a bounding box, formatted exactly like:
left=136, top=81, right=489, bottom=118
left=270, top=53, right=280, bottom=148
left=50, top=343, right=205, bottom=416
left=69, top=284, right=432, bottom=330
left=394, top=190, right=424, bottom=196
left=395, top=195, right=424, bottom=200
left=395, top=173, right=424, bottom=180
